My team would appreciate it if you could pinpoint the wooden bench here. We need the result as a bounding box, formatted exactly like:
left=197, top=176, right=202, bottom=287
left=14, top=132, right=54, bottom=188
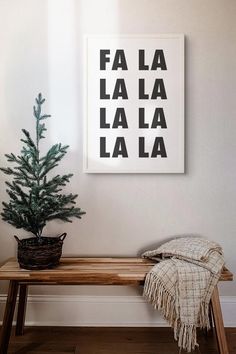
left=0, top=257, right=233, bottom=354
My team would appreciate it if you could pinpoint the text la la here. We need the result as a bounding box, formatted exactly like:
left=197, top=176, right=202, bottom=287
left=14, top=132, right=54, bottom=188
left=99, top=48, right=168, bottom=158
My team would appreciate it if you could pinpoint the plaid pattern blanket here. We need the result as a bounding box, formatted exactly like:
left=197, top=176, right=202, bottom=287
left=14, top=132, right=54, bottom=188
left=142, top=237, right=224, bottom=352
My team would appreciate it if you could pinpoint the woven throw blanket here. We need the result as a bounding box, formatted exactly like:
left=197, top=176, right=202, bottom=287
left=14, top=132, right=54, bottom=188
left=142, top=237, right=224, bottom=352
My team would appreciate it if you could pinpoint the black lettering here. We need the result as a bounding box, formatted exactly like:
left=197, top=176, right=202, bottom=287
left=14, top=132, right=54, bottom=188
left=112, top=79, right=128, bottom=99
left=100, top=108, right=110, bottom=128
left=113, top=108, right=128, bottom=128
left=151, top=79, right=167, bottom=99
left=112, top=137, right=128, bottom=157
left=112, top=50, right=128, bottom=70
left=139, top=79, right=149, bottom=99
left=151, top=50, right=167, bottom=70
left=100, top=137, right=110, bottom=157
left=100, top=79, right=110, bottom=99
left=100, top=50, right=110, bottom=70
left=139, top=137, right=149, bottom=157
left=151, top=108, right=167, bottom=128
left=151, top=137, right=167, bottom=157
left=139, top=108, right=149, bottom=128
left=139, top=50, right=149, bottom=70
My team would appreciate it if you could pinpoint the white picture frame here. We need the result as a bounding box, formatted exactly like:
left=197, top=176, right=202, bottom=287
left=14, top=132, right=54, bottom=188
left=84, top=35, right=184, bottom=173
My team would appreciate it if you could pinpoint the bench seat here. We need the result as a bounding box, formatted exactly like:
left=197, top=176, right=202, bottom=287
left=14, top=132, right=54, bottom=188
left=0, top=257, right=233, bottom=354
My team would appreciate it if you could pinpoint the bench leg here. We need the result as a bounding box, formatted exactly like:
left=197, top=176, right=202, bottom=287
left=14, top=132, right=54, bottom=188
left=211, top=285, right=229, bottom=354
left=0, top=280, right=19, bottom=354
left=15, top=284, right=28, bottom=336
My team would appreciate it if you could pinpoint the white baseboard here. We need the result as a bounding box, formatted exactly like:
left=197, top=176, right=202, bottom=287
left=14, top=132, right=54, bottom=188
left=0, top=294, right=235, bottom=327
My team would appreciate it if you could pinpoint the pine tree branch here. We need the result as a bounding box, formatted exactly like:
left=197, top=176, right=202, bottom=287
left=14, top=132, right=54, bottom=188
left=34, top=93, right=51, bottom=148
left=39, top=144, right=69, bottom=178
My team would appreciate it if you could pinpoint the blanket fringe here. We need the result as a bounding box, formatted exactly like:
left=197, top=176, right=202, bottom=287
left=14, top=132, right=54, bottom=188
left=143, top=271, right=210, bottom=352
left=143, top=271, right=177, bottom=326
left=177, top=323, right=198, bottom=352
left=199, top=301, right=210, bottom=329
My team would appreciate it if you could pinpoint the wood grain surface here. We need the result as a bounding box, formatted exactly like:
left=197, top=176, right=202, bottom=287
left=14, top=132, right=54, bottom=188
left=0, top=258, right=233, bottom=285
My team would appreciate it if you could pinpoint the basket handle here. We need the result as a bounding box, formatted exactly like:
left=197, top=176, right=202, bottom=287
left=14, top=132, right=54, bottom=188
left=58, top=233, right=67, bottom=241
left=14, top=235, right=22, bottom=244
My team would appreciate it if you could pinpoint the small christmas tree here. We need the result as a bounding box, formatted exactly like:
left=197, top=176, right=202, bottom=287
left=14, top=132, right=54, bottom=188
left=0, top=93, right=85, bottom=239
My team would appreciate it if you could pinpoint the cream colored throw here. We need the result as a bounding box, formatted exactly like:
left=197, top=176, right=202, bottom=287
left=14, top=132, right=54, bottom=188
left=142, top=237, right=224, bottom=352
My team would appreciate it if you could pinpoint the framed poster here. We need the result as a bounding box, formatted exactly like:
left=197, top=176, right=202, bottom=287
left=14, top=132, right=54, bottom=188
left=84, top=35, right=184, bottom=173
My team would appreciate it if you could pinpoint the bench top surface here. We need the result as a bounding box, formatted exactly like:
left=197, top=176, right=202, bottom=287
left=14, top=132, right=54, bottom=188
left=0, top=257, right=233, bottom=285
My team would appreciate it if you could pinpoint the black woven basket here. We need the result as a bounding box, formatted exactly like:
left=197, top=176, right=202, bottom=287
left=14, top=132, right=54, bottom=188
left=14, top=233, right=67, bottom=270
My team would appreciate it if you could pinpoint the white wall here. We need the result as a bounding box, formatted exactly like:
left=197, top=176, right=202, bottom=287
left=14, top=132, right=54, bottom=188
left=0, top=0, right=235, bottom=322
